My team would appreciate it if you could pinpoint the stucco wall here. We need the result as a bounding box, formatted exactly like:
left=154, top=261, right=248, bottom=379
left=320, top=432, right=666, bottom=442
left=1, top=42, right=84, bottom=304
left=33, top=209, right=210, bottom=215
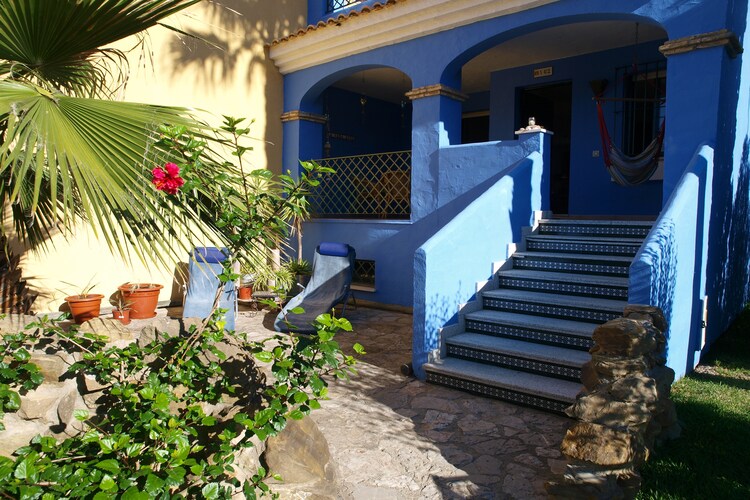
left=489, top=41, right=666, bottom=216
left=20, top=1, right=307, bottom=314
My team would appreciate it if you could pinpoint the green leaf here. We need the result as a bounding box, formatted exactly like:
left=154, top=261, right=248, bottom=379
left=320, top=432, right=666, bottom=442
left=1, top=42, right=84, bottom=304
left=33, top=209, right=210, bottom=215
left=201, top=483, right=220, bottom=500
left=95, top=459, right=120, bottom=474
left=253, top=351, right=274, bottom=363
left=289, top=410, right=305, bottom=420
left=99, top=474, right=116, bottom=491
left=121, top=487, right=148, bottom=500
left=74, top=409, right=89, bottom=421
left=353, top=343, right=366, bottom=354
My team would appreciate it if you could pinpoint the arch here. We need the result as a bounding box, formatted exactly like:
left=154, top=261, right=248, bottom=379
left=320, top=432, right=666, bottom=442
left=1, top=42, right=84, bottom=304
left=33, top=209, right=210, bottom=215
left=441, top=14, right=667, bottom=88
left=299, top=64, right=414, bottom=112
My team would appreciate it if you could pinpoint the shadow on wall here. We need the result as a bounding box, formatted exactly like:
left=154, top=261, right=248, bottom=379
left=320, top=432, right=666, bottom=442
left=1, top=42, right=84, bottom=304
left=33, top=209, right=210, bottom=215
left=716, top=137, right=750, bottom=331
left=166, top=0, right=307, bottom=174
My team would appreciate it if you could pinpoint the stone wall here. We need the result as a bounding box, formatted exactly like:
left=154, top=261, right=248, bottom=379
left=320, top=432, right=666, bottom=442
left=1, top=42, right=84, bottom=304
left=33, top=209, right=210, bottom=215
left=546, top=305, right=680, bottom=499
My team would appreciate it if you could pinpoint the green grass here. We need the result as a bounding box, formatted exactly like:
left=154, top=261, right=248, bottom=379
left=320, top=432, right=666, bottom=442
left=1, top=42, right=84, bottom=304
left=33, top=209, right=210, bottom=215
left=638, top=308, right=750, bottom=499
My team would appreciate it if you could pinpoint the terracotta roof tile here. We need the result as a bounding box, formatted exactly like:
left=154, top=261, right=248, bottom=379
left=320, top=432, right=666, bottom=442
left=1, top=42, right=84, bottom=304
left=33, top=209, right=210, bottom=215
left=270, top=0, right=404, bottom=46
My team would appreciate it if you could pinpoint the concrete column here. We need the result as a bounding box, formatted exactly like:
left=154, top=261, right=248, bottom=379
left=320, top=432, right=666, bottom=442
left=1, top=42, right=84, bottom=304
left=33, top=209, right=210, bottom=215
left=407, top=84, right=467, bottom=220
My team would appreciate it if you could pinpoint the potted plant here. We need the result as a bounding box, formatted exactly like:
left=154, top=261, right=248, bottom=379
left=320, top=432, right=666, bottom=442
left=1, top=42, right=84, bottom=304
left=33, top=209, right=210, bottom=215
left=237, top=273, right=254, bottom=301
left=63, top=281, right=104, bottom=324
left=118, top=282, right=163, bottom=319
left=110, top=291, right=132, bottom=325
left=286, top=259, right=312, bottom=298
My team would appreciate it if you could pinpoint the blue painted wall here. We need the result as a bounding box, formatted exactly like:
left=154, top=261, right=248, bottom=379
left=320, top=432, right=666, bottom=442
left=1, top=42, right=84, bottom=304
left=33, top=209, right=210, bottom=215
left=489, top=41, right=665, bottom=215
left=323, top=87, right=411, bottom=157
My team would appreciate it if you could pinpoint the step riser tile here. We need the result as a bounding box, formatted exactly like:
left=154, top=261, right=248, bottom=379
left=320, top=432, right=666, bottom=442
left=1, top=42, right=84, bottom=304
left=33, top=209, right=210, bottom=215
left=512, top=257, right=630, bottom=276
left=425, top=371, right=571, bottom=414
left=446, top=345, right=582, bottom=381
left=538, top=225, right=651, bottom=239
left=496, top=277, right=627, bottom=299
left=526, top=240, right=640, bottom=257
left=465, top=319, right=594, bottom=350
left=482, top=297, right=620, bottom=324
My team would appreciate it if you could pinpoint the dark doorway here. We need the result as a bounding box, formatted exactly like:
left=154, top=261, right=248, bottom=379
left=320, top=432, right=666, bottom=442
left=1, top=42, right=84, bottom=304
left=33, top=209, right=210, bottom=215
left=519, top=82, right=572, bottom=215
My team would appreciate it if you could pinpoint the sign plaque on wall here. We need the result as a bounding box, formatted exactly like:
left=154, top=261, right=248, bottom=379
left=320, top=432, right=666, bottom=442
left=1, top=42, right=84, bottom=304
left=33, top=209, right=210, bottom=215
left=533, top=66, right=553, bottom=78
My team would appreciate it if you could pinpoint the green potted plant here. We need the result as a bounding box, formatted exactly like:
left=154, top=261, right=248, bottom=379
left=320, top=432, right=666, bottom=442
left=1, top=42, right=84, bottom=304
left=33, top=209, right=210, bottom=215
left=286, top=259, right=312, bottom=298
left=62, top=280, right=104, bottom=324
left=117, top=282, right=163, bottom=319
left=110, top=291, right=132, bottom=325
left=237, top=271, right=254, bottom=301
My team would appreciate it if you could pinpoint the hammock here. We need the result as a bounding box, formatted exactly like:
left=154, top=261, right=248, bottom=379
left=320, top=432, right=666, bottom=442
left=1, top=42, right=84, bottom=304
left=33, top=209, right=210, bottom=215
left=596, top=97, right=666, bottom=187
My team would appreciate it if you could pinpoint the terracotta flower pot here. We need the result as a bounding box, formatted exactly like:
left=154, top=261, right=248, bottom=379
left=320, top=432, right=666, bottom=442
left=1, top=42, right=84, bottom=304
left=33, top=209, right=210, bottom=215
left=112, top=309, right=131, bottom=325
left=238, top=285, right=253, bottom=300
left=65, top=294, right=104, bottom=324
left=118, top=283, right=163, bottom=319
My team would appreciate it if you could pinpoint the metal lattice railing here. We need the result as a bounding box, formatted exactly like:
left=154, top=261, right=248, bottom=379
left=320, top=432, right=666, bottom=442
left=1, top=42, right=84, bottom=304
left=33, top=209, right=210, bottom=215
left=310, top=151, right=411, bottom=219
left=327, top=0, right=360, bottom=13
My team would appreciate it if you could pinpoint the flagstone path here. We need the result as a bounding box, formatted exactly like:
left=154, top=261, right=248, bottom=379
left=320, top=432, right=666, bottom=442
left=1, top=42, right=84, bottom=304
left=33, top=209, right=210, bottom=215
left=228, top=305, right=570, bottom=499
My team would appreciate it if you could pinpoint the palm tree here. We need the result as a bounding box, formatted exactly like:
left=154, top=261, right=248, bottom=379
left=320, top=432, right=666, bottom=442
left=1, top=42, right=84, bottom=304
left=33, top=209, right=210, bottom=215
left=0, top=0, right=229, bottom=268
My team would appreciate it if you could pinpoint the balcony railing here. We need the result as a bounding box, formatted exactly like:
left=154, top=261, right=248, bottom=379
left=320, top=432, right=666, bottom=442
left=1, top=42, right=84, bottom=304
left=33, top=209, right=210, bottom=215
left=327, top=0, right=361, bottom=13
left=310, top=151, right=411, bottom=219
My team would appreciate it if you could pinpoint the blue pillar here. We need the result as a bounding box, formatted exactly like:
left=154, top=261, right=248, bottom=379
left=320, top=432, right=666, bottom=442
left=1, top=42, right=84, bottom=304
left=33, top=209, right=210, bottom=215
left=662, top=46, right=725, bottom=201
left=281, top=111, right=327, bottom=179
left=408, top=85, right=467, bottom=220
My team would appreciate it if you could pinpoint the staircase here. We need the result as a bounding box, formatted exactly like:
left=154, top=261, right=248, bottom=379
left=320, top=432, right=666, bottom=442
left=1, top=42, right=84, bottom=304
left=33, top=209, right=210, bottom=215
left=423, top=218, right=652, bottom=414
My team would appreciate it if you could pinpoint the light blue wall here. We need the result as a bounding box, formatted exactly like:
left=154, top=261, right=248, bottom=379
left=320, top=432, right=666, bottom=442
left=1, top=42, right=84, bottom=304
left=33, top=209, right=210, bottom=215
left=303, top=133, right=549, bottom=306
left=489, top=42, right=665, bottom=215
left=630, top=146, right=713, bottom=378
left=414, top=149, right=545, bottom=378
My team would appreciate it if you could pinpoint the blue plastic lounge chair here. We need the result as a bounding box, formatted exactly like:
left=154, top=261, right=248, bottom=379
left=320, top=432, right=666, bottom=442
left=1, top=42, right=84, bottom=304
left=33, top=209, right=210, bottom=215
left=183, top=247, right=236, bottom=331
left=274, top=242, right=355, bottom=333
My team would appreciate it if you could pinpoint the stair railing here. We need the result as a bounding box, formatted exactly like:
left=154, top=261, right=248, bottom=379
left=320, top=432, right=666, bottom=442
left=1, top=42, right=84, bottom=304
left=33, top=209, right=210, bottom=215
left=628, top=145, right=713, bottom=378
left=412, top=150, right=545, bottom=379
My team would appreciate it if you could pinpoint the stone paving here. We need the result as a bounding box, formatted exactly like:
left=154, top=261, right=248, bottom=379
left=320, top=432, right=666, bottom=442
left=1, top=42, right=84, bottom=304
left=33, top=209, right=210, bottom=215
left=228, top=305, right=570, bottom=499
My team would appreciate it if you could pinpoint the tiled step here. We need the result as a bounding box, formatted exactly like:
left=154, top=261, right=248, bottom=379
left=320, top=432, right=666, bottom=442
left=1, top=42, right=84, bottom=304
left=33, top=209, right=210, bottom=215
left=511, top=251, right=633, bottom=277
left=525, top=234, right=644, bottom=257
left=464, top=309, right=596, bottom=350
left=445, top=333, right=590, bottom=381
left=496, top=269, right=629, bottom=300
left=424, top=358, right=582, bottom=414
left=482, top=289, right=626, bottom=324
left=537, top=219, right=652, bottom=239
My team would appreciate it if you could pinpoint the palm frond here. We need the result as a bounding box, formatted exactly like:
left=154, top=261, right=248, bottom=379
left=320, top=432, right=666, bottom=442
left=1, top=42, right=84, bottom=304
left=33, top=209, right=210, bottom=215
left=0, top=0, right=200, bottom=97
left=0, top=80, right=228, bottom=267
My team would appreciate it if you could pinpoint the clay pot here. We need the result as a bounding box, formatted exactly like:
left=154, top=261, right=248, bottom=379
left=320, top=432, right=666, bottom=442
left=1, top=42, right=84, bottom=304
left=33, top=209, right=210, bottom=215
left=238, top=285, right=253, bottom=301
left=65, top=294, right=104, bottom=324
left=118, top=283, right=163, bottom=319
left=112, top=309, right=131, bottom=325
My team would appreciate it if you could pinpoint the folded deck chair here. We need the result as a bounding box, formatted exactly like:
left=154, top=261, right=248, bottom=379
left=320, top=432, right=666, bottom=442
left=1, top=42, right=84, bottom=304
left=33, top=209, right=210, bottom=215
left=274, top=242, right=355, bottom=333
left=183, top=247, right=236, bottom=331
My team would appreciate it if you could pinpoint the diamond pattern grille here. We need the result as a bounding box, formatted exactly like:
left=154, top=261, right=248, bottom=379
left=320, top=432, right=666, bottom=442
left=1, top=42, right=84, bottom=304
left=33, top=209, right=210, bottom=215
left=327, top=0, right=360, bottom=13
left=310, top=151, right=411, bottom=219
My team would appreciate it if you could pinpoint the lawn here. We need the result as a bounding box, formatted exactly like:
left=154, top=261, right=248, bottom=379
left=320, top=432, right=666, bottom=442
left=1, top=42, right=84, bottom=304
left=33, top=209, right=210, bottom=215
left=638, top=307, right=750, bottom=499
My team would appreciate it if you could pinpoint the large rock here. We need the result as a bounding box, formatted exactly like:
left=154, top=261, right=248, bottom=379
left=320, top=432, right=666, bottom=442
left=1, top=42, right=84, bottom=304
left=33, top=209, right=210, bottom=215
left=566, top=393, right=652, bottom=430
left=591, top=319, right=658, bottom=357
left=561, top=422, right=643, bottom=467
left=263, top=417, right=335, bottom=484
left=0, top=314, right=39, bottom=334
left=80, top=317, right=135, bottom=342
left=29, top=352, right=73, bottom=383
left=591, top=354, right=650, bottom=379
left=0, top=414, right=51, bottom=457
left=623, top=305, right=667, bottom=333
left=608, top=376, right=659, bottom=409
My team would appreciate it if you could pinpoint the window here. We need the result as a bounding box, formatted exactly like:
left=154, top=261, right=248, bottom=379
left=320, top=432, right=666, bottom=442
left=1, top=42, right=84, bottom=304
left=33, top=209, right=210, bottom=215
left=352, top=259, right=376, bottom=291
left=327, top=0, right=360, bottom=13
left=613, top=61, right=666, bottom=157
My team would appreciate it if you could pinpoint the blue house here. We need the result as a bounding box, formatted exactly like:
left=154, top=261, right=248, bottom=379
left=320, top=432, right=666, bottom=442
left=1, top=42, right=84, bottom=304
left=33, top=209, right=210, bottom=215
left=270, top=0, right=750, bottom=412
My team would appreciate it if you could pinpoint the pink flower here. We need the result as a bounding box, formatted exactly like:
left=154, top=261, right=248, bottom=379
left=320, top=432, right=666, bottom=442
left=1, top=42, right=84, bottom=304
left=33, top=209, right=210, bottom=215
left=151, top=163, right=185, bottom=195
